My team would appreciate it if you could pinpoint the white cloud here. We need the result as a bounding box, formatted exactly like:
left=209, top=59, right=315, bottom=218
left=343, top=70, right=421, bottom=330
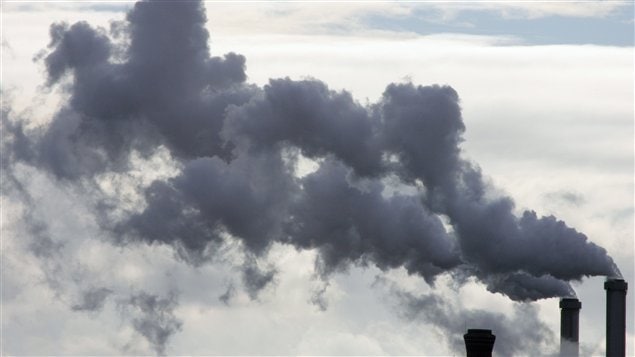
left=427, top=1, right=629, bottom=21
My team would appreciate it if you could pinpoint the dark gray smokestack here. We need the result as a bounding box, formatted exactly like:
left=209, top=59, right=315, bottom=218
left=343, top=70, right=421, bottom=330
left=604, top=279, right=627, bottom=357
left=464, top=329, right=496, bottom=357
left=560, top=297, right=581, bottom=357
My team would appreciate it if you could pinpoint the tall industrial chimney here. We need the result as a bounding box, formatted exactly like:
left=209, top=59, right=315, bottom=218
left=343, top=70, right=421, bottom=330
left=464, top=329, right=496, bottom=357
left=560, top=297, right=581, bottom=357
left=604, top=278, right=627, bottom=357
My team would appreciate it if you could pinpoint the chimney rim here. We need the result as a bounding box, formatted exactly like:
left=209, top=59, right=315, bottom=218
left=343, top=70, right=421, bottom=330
left=560, top=297, right=582, bottom=309
left=465, top=328, right=494, bottom=334
left=604, top=278, right=627, bottom=291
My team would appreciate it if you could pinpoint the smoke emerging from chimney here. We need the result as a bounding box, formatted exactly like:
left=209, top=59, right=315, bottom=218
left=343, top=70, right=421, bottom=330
left=3, top=0, right=620, bottom=306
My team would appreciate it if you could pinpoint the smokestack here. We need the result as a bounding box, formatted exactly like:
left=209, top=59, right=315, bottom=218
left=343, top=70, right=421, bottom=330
left=560, top=297, right=581, bottom=357
left=464, top=329, right=496, bottom=357
left=604, top=278, right=627, bottom=357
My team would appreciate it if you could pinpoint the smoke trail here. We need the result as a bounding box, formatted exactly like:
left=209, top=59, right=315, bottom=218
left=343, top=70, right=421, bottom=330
left=119, top=291, right=182, bottom=356
left=395, top=289, right=555, bottom=355
left=6, top=0, right=620, bottom=310
left=72, top=287, right=113, bottom=312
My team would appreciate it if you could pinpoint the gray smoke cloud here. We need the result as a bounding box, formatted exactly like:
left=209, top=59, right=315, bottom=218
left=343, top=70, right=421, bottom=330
left=6, top=0, right=619, bottom=301
left=72, top=287, right=113, bottom=312
left=286, top=159, right=461, bottom=282
left=120, top=292, right=182, bottom=356
left=218, top=283, right=236, bottom=305
left=22, top=0, right=254, bottom=181
left=2, top=0, right=623, bottom=352
left=0, top=135, right=67, bottom=294
left=395, top=288, right=555, bottom=356
left=242, top=257, right=277, bottom=300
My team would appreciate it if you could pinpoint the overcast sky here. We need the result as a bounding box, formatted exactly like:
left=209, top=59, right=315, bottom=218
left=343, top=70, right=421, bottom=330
left=1, top=1, right=633, bottom=356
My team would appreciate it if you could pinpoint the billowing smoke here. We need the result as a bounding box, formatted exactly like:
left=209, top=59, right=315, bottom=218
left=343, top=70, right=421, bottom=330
left=5, top=0, right=619, bottom=301
left=3, top=0, right=622, bottom=351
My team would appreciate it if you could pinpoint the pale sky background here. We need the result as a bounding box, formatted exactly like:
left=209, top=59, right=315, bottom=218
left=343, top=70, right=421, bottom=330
left=1, top=1, right=634, bottom=356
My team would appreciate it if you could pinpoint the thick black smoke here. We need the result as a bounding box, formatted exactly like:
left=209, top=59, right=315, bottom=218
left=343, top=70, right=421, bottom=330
left=3, top=0, right=621, bottom=347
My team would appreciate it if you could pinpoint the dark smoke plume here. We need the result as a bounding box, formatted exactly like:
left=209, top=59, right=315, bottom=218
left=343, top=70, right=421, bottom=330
left=3, top=1, right=622, bottom=351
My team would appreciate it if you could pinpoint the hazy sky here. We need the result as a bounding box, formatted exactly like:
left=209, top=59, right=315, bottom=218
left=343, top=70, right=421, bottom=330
left=2, top=1, right=633, bottom=355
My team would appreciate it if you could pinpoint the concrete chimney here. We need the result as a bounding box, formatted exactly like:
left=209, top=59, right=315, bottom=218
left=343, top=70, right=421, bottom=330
left=604, top=278, right=627, bottom=357
left=560, top=297, right=581, bottom=357
left=464, top=329, right=496, bottom=357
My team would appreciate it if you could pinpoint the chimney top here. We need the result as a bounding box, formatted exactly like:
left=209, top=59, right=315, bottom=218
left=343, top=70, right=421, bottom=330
left=464, top=329, right=496, bottom=357
left=604, top=278, right=627, bottom=291
left=559, top=297, right=581, bottom=309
